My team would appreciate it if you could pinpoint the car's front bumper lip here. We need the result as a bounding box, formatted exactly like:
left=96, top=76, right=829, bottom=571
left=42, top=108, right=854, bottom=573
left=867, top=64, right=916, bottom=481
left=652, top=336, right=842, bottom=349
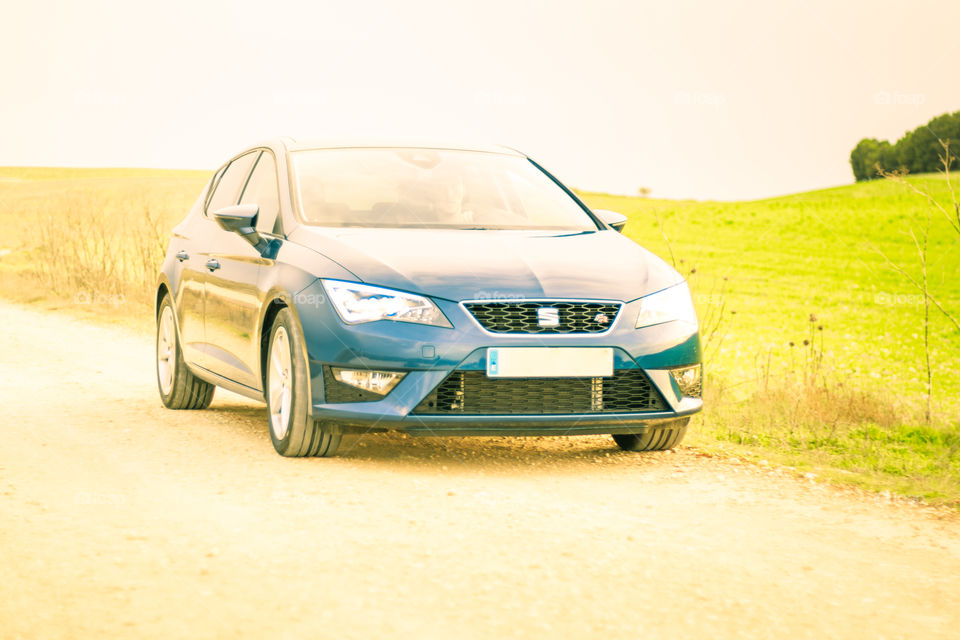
left=310, top=401, right=702, bottom=436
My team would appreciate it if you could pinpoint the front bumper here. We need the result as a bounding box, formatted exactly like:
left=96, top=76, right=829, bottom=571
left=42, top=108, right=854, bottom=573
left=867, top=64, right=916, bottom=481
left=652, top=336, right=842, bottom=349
left=293, top=281, right=703, bottom=436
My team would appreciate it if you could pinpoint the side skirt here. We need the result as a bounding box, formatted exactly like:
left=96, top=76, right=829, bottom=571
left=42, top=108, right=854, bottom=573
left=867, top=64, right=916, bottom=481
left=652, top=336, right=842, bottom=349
left=186, top=361, right=265, bottom=403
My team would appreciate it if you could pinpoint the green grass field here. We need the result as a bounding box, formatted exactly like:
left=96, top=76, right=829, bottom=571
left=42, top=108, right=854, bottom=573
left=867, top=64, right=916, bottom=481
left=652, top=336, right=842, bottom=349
left=579, top=179, right=960, bottom=504
left=579, top=178, right=960, bottom=404
left=2, top=166, right=958, bottom=504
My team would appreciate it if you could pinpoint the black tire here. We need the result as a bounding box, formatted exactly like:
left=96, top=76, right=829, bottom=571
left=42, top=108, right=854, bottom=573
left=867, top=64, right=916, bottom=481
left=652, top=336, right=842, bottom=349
left=612, top=418, right=689, bottom=451
left=156, top=294, right=215, bottom=409
left=265, top=308, right=341, bottom=457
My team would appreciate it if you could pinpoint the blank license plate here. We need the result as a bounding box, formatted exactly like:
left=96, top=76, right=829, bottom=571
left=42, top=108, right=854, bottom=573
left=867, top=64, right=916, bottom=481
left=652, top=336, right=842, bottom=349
left=486, top=347, right=613, bottom=378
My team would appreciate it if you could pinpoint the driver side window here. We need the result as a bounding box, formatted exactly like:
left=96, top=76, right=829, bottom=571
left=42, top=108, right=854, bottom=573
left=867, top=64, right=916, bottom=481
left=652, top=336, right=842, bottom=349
left=239, top=151, right=282, bottom=236
left=206, top=151, right=259, bottom=216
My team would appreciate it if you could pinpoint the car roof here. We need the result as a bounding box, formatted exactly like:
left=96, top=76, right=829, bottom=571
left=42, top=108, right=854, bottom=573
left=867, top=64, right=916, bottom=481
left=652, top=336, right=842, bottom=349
left=267, top=137, right=526, bottom=157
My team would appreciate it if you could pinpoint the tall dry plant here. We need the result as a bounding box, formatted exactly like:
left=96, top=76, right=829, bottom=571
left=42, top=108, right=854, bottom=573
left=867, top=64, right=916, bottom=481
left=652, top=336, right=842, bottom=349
left=871, top=140, right=960, bottom=422
left=644, top=205, right=731, bottom=369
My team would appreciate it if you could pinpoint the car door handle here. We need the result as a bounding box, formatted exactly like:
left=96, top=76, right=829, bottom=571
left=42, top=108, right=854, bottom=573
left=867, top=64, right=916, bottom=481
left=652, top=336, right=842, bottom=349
left=175, top=250, right=189, bottom=262
left=205, top=258, right=221, bottom=271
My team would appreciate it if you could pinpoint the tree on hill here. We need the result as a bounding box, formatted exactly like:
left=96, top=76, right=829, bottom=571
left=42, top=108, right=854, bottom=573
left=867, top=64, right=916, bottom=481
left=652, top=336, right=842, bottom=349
left=850, top=138, right=897, bottom=181
left=896, top=112, right=960, bottom=174
left=850, top=110, right=960, bottom=180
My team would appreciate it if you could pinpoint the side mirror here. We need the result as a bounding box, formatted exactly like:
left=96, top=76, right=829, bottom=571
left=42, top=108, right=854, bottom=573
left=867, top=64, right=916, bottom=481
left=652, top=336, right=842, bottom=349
left=594, top=209, right=628, bottom=233
left=213, top=204, right=267, bottom=252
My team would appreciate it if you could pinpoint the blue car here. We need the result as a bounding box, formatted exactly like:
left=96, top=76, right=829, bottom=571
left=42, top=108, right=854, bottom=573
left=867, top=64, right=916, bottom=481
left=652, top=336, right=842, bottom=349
left=155, top=139, right=702, bottom=457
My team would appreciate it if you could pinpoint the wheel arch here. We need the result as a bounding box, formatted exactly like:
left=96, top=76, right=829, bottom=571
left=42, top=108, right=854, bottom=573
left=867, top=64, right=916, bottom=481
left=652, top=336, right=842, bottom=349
left=258, top=289, right=314, bottom=410
left=259, top=298, right=287, bottom=392
left=156, top=275, right=173, bottom=318
left=154, top=277, right=185, bottom=348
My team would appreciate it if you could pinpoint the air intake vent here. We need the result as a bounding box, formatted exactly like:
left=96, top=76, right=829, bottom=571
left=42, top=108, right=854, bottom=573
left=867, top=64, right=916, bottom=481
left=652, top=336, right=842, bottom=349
left=413, top=369, right=666, bottom=415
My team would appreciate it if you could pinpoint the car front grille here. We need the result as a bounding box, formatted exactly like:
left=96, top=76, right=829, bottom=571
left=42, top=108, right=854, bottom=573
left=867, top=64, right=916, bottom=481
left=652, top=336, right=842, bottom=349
left=463, top=301, right=621, bottom=334
left=412, top=370, right=666, bottom=415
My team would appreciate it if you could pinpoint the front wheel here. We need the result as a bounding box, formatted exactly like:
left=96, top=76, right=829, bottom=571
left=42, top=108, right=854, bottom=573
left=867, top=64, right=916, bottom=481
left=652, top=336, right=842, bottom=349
left=266, top=308, right=341, bottom=457
left=612, top=418, right=689, bottom=451
left=156, top=295, right=215, bottom=409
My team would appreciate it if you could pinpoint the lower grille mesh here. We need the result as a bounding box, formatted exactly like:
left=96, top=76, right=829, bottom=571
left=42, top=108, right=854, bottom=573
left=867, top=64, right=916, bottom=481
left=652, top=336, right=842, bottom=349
left=413, top=370, right=666, bottom=415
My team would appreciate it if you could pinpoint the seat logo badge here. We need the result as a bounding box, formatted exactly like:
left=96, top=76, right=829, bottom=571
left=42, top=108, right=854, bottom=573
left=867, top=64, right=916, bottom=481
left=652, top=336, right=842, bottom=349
left=537, top=307, right=560, bottom=327
left=594, top=313, right=610, bottom=325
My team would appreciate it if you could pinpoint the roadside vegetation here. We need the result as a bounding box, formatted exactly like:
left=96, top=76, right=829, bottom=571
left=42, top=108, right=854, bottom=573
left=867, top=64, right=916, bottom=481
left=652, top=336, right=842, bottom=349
left=1, top=165, right=957, bottom=505
left=0, top=167, right=209, bottom=324
left=581, top=173, right=960, bottom=506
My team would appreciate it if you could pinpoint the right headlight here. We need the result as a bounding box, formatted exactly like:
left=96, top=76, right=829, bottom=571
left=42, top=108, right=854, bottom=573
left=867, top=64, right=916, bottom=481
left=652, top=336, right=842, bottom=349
left=635, top=282, right=698, bottom=329
left=321, top=280, right=452, bottom=328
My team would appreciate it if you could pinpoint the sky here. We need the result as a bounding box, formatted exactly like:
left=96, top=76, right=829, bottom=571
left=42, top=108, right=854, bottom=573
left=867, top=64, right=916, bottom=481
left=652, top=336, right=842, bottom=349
left=2, top=0, right=958, bottom=200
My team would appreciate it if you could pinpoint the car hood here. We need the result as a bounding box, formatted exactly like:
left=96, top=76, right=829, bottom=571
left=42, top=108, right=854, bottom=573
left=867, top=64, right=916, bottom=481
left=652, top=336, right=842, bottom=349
left=291, top=227, right=683, bottom=302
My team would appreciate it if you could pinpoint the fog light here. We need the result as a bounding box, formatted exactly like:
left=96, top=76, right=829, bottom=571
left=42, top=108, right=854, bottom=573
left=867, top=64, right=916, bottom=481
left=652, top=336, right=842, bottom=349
left=670, top=364, right=702, bottom=398
left=331, top=368, right=405, bottom=395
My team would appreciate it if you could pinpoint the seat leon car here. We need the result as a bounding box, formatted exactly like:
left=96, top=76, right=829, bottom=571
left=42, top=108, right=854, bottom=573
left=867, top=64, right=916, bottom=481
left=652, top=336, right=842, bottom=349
left=155, top=139, right=703, bottom=457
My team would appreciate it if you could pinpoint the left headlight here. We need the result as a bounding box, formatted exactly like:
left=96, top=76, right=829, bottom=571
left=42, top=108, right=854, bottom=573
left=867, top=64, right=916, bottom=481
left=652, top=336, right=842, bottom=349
left=635, top=281, right=698, bottom=329
left=321, top=280, right=452, bottom=328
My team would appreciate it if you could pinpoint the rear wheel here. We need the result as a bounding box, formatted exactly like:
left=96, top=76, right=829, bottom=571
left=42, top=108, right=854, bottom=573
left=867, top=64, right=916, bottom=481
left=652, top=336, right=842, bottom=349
left=266, top=308, right=341, bottom=457
left=156, top=294, right=215, bottom=409
left=612, top=418, right=689, bottom=451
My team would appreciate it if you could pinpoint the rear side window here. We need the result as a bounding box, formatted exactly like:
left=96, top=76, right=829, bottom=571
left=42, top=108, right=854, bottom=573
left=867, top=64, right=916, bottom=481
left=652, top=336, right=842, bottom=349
left=206, top=151, right=259, bottom=215
left=239, top=151, right=282, bottom=235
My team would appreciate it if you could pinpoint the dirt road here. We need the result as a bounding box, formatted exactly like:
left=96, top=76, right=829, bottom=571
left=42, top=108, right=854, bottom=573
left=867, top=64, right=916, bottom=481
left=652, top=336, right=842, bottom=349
left=2, top=301, right=959, bottom=639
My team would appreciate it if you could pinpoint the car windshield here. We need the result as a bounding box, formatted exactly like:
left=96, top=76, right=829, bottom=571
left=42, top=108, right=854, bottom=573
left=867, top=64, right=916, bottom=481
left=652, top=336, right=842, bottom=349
left=291, top=148, right=599, bottom=231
